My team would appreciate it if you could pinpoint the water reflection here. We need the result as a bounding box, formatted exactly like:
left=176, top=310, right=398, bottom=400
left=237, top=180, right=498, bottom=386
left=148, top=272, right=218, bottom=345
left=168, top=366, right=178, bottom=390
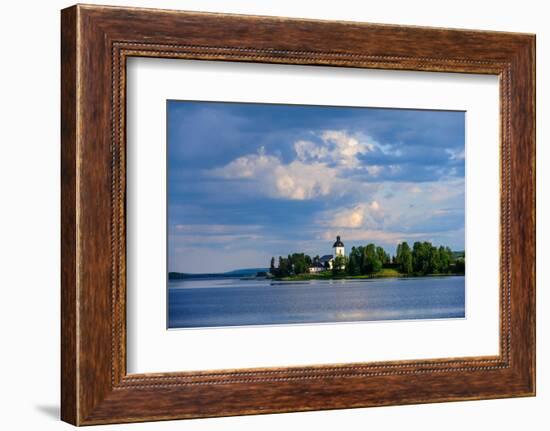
left=168, top=276, right=465, bottom=329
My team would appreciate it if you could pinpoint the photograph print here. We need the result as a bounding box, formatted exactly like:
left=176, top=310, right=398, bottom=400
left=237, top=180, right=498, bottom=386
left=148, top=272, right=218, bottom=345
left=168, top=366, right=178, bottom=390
left=167, top=100, right=466, bottom=329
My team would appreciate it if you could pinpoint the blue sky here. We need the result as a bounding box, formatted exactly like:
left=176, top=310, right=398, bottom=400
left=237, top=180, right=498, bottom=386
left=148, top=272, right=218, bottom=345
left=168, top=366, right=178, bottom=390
left=167, top=100, right=465, bottom=273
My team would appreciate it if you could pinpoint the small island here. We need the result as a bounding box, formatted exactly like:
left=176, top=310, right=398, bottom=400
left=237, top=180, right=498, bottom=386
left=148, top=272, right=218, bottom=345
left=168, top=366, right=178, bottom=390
left=269, top=236, right=465, bottom=281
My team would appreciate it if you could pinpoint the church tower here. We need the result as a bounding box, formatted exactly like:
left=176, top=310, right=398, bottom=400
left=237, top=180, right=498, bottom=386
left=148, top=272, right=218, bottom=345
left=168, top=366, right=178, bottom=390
left=333, top=235, right=345, bottom=257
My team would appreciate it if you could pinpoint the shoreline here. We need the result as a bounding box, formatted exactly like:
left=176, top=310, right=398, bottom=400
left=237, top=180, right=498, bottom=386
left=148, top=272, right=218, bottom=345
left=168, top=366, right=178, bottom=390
left=168, top=272, right=465, bottom=282
left=272, top=272, right=465, bottom=282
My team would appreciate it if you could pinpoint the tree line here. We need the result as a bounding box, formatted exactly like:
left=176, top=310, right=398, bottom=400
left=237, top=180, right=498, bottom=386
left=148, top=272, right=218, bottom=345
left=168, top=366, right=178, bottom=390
left=270, top=241, right=465, bottom=277
left=270, top=253, right=315, bottom=278
left=346, top=244, right=390, bottom=276
left=395, top=241, right=463, bottom=275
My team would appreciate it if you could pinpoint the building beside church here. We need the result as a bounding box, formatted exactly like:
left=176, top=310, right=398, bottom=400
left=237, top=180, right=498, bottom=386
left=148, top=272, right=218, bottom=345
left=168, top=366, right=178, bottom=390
left=308, top=236, right=345, bottom=272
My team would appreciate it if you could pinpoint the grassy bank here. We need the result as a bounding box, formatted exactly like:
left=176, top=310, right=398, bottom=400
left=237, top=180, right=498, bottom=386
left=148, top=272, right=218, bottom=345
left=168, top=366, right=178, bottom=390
left=275, top=268, right=401, bottom=281
left=274, top=268, right=464, bottom=281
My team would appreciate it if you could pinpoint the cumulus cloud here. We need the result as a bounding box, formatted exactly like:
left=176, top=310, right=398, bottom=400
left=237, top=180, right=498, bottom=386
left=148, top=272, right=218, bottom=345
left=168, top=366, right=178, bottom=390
left=330, top=205, right=366, bottom=228
left=294, top=140, right=330, bottom=163
left=208, top=147, right=277, bottom=179
left=320, top=201, right=384, bottom=229
left=209, top=146, right=341, bottom=200
left=293, top=130, right=405, bottom=180
left=320, top=130, right=375, bottom=167
left=206, top=129, right=461, bottom=214
left=208, top=131, right=384, bottom=201
left=294, top=130, right=376, bottom=168
left=370, top=201, right=381, bottom=211
left=272, top=160, right=339, bottom=200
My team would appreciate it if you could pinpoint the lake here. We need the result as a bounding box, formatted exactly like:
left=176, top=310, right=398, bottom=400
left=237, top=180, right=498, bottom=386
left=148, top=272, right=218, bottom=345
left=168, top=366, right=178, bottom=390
left=168, top=276, right=465, bottom=329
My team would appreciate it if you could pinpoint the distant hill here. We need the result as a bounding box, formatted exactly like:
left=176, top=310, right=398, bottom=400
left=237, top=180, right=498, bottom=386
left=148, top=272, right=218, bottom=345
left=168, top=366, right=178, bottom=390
left=169, top=268, right=269, bottom=280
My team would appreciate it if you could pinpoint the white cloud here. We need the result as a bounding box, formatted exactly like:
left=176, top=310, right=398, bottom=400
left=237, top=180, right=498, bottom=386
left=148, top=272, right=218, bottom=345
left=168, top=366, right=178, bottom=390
left=208, top=132, right=383, bottom=200
left=294, top=139, right=330, bottom=162
left=330, top=205, right=366, bottom=228
left=209, top=147, right=341, bottom=200
left=272, top=160, right=338, bottom=200
left=208, top=146, right=276, bottom=179
left=366, top=165, right=384, bottom=177
left=207, top=130, right=400, bottom=201
left=320, top=201, right=384, bottom=229
left=293, top=130, right=376, bottom=168
left=370, top=201, right=381, bottom=211
left=320, top=130, right=375, bottom=167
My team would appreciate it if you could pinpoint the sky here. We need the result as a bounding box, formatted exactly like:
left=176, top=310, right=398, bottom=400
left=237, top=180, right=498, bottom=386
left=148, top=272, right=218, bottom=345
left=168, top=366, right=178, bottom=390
left=167, top=100, right=465, bottom=273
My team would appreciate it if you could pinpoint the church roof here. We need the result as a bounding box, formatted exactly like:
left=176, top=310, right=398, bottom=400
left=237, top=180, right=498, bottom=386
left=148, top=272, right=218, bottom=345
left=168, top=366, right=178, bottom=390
left=319, top=255, right=333, bottom=263
left=332, top=235, right=344, bottom=247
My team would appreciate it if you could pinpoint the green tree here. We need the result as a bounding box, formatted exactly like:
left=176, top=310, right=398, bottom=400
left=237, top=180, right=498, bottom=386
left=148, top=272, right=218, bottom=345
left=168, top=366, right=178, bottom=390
left=438, top=246, right=452, bottom=273
left=454, top=257, right=465, bottom=274
left=270, top=257, right=276, bottom=274
left=277, top=256, right=291, bottom=277
left=412, top=241, right=432, bottom=274
left=355, top=246, right=365, bottom=273
left=290, top=253, right=308, bottom=275
left=347, top=246, right=361, bottom=276
left=376, top=246, right=390, bottom=265
left=363, top=243, right=382, bottom=274
left=411, top=241, right=453, bottom=275
left=429, top=246, right=441, bottom=274
left=396, top=241, right=413, bottom=274
left=332, top=255, right=347, bottom=276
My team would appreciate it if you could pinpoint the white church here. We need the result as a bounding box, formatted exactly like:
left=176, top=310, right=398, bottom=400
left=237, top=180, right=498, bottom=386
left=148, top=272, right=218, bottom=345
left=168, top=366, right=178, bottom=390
left=309, top=236, right=346, bottom=273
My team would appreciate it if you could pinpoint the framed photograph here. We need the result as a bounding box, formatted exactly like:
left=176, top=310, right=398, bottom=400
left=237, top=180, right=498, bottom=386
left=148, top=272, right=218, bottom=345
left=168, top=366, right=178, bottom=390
left=61, top=4, right=535, bottom=425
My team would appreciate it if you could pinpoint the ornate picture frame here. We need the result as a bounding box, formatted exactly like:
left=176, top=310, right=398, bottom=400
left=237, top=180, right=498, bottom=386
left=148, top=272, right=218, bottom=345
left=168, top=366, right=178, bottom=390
left=61, top=4, right=535, bottom=425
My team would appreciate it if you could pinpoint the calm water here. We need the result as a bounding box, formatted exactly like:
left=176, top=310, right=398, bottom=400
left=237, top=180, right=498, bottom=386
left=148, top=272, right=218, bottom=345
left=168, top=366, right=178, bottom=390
left=168, top=276, right=465, bottom=329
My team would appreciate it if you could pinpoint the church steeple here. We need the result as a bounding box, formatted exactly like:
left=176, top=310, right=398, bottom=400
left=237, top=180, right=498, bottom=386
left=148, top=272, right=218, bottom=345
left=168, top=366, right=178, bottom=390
left=333, top=235, right=344, bottom=248
left=333, top=236, right=345, bottom=257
